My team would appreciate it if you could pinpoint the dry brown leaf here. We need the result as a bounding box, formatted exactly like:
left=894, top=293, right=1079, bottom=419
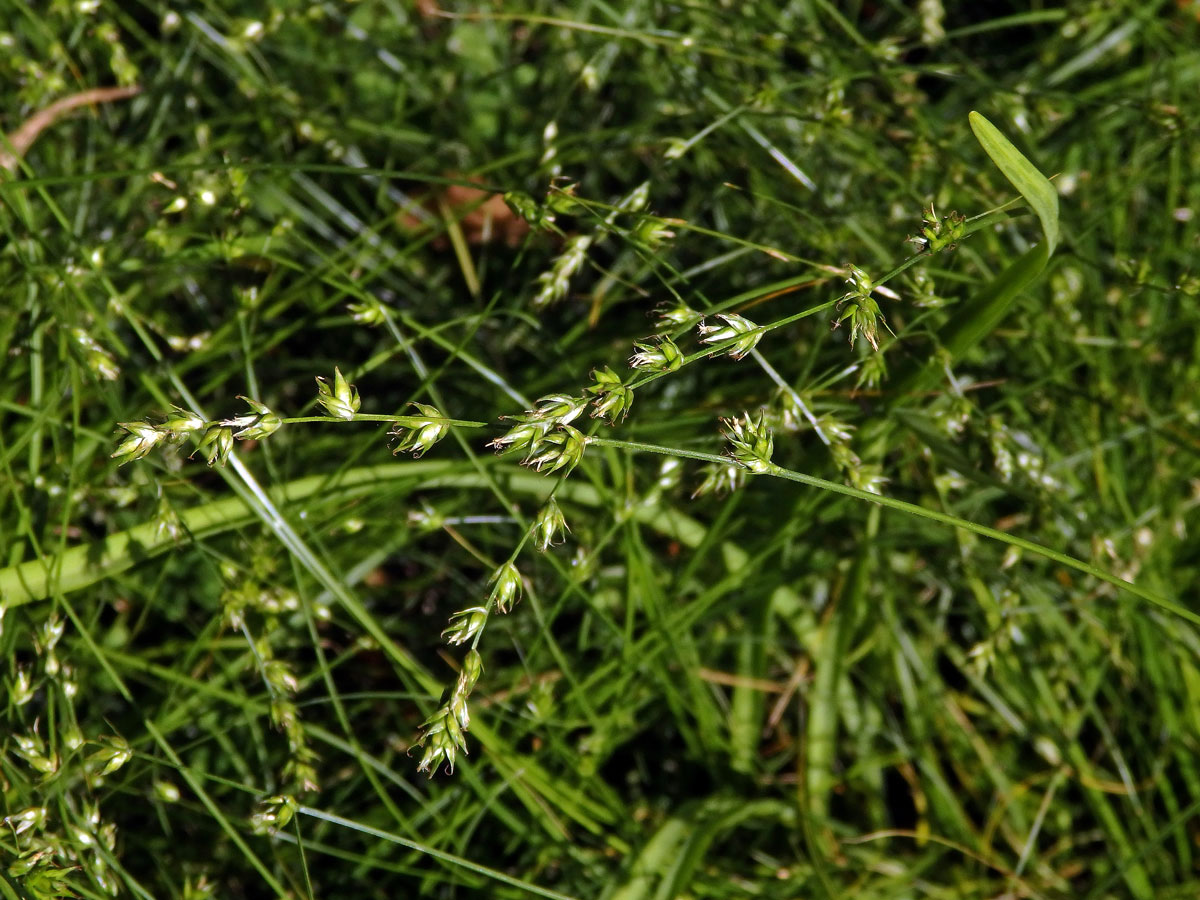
left=398, top=175, right=530, bottom=247
left=1, top=85, right=141, bottom=173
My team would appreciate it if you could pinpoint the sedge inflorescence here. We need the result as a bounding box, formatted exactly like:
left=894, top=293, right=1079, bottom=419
left=108, top=176, right=992, bottom=779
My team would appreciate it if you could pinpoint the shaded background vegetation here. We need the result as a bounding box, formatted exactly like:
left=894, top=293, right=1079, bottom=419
left=2, top=1, right=1200, bottom=897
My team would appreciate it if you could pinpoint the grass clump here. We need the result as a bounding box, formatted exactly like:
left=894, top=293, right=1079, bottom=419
left=3, top=1, right=1200, bottom=897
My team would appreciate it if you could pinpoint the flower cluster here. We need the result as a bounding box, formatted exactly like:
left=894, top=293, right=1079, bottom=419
left=414, top=648, right=486, bottom=775
left=221, top=559, right=322, bottom=793
left=629, top=335, right=684, bottom=372
left=222, top=396, right=283, bottom=440
left=486, top=561, right=524, bottom=613
left=720, top=411, right=775, bottom=474
left=833, top=265, right=888, bottom=351
left=630, top=215, right=677, bottom=249
left=531, top=497, right=569, bottom=551
left=112, top=369, right=453, bottom=470
left=692, top=462, right=747, bottom=499
left=390, top=403, right=451, bottom=458
left=532, top=234, right=593, bottom=308
left=250, top=795, right=297, bottom=836
left=656, top=301, right=703, bottom=330
left=111, top=396, right=282, bottom=468
left=908, top=202, right=965, bottom=253
left=416, top=558, right=527, bottom=775
left=585, top=366, right=634, bottom=423
left=503, top=190, right=557, bottom=231
left=413, top=704, right=466, bottom=776
left=487, top=394, right=589, bottom=475
left=315, top=367, right=360, bottom=420
left=698, top=313, right=762, bottom=360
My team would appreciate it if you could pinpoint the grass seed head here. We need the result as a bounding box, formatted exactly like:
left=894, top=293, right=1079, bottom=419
left=488, top=416, right=553, bottom=458
left=698, top=313, right=763, bottom=360
left=529, top=393, right=588, bottom=426
left=532, top=497, right=570, bottom=551
left=834, top=265, right=889, bottom=351
left=193, top=423, right=234, bottom=467
left=443, top=607, right=488, bottom=644
left=629, top=335, right=684, bottom=372
left=315, top=367, right=360, bottom=420
left=692, top=462, right=747, bottom=498
left=391, top=403, right=451, bottom=458
left=656, top=301, right=703, bottom=330
left=449, top=649, right=484, bottom=730
left=111, top=421, right=165, bottom=464
left=414, top=706, right=467, bottom=776
left=523, top=424, right=587, bottom=475
left=487, top=561, right=524, bottom=613
left=250, top=795, right=297, bottom=835
left=160, top=405, right=207, bottom=437
left=721, top=411, right=775, bottom=474
left=586, top=366, right=634, bottom=423
left=223, top=396, right=282, bottom=440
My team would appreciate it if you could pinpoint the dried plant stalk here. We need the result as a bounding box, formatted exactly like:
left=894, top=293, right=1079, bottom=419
left=1, top=85, right=141, bottom=172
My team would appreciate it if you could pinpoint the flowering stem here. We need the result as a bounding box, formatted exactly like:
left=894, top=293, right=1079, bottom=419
left=584, top=437, right=1195, bottom=624
left=297, top=806, right=583, bottom=900
left=627, top=210, right=1019, bottom=394
left=278, top=414, right=487, bottom=427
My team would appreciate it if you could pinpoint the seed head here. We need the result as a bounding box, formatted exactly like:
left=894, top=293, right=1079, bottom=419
left=413, top=706, right=467, bottom=776
left=347, top=298, right=387, bottom=326
left=160, top=405, right=207, bottom=438
left=698, top=313, right=763, bottom=360
left=88, top=735, right=132, bottom=776
left=532, top=235, right=592, bottom=308
left=487, top=416, right=554, bottom=458
left=585, top=366, right=634, bottom=423
left=632, top=216, right=677, bottom=249
left=250, top=795, right=297, bottom=835
left=223, top=396, right=282, bottom=440
left=2, top=806, right=46, bottom=837
left=450, top=649, right=483, bottom=729
left=656, top=301, right=702, bottom=330
left=442, top=607, right=488, bottom=645
left=692, top=462, right=747, bottom=498
left=721, top=411, right=775, bottom=474
left=531, top=497, right=570, bottom=551
left=529, top=393, right=588, bottom=426
left=848, top=462, right=888, bottom=495
left=523, top=424, right=587, bottom=476
left=834, top=265, right=890, bottom=351
left=619, top=181, right=651, bottom=212
left=908, top=202, right=966, bottom=253
left=487, top=561, right=524, bottom=614
left=12, top=730, right=57, bottom=776
left=391, top=403, right=451, bottom=458
left=629, top=335, right=684, bottom=372
left=315, top=367, right=360, bottom=420
left=11, top=667, right=33, bottom=706
left=503, top=190, right=556, bottom=230
left=73, top=328, right=120, bottom=381
left=193, top=423, right=234, bottom=467
left=111, top=421, right=165, bottom=464
left=455, top=649, right=483, bottom=702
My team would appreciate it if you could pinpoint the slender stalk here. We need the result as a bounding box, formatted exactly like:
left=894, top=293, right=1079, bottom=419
left=278, top=414, right=487, bottom=427
left=585, top=436, right=1198, bottom=624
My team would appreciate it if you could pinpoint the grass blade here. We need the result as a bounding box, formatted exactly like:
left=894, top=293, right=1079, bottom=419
left=969, top=111, right=1059, bottom=253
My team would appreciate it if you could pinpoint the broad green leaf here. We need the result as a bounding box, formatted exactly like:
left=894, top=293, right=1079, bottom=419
left=969, top=111, right=1059, bottom=253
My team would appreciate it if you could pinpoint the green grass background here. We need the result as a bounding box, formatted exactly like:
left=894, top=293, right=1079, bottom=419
left=3, top=1, right=1200, bottom=897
